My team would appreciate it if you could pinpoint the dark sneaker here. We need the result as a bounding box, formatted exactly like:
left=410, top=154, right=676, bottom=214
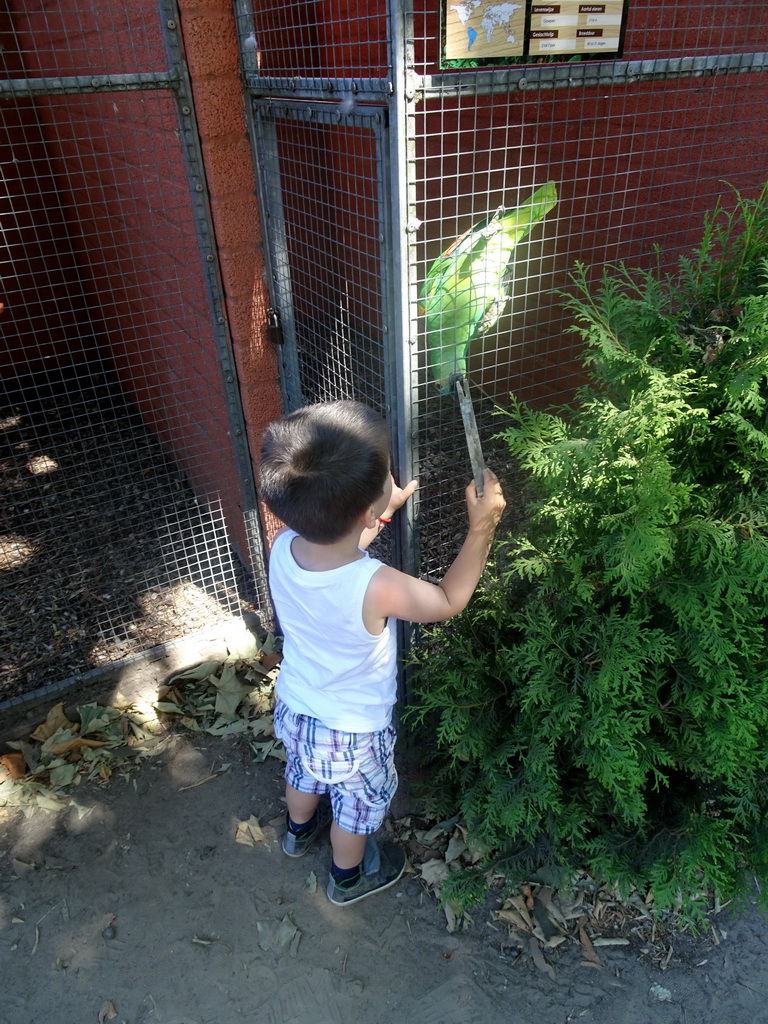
left=326, top=842, right=406, bottom=906
left=281, top=798, right=332, bottom=858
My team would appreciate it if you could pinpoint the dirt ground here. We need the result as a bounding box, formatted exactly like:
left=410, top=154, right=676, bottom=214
left=2, top=635, right=768, bottom=1024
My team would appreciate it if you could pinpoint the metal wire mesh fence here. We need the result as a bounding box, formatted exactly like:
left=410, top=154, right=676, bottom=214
left=240, top=1, right=768, bottom=585
left=1, top=2, right=261, bottom=702
left=408, top=0, right=768, bottom=577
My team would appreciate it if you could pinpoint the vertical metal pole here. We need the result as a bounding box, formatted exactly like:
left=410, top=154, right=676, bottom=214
left=386, top=0, right=420, bottom=702
left=386, top=0, right=419, bottom=581
left=234, top=0, right=303, bottom=412
left=250, top=105, right=305, bottom=412
left=232, top=0, right=259, bottom=76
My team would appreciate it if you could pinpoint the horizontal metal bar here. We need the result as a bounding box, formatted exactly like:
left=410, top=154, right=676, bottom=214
left=0, top=71, right=179, bottom=97
left=241, top=51, right=767, bottom=103
left=244, top=74, right=392, bottom=99
left=252, top=95, right=386, bottom=125
left=421, top=51, right=768, bottom=98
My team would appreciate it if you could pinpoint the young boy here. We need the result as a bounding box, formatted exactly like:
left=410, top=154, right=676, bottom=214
left=259, top=400, right=505, bottom=906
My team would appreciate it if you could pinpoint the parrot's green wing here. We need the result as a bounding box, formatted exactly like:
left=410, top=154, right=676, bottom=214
left=420, top=181, right=558, bottom=393
left=420, top=207, right=503, bottom=316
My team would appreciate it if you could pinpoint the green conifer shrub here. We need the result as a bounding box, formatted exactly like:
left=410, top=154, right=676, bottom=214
left=408, top=185, right=768, bottom=918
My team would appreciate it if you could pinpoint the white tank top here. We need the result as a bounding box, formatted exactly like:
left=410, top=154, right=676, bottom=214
left=268, top=530, right=397, bottom=732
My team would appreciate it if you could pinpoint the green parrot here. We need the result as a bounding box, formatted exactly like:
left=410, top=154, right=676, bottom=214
left=420, top=181, right=558, bottom=393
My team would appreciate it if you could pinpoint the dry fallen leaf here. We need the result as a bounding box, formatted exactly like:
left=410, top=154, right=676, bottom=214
left=419, top=858, right=450, bottom=888
left=578, top=921, right=604, bottom=968
left=495, top=907, right=531, bottom=932
left=505, top=894, right=534, bottom=929
left=235, top=815, right=267, bottom=847
left=48, top=737, right=109, bottom=755
left=276, top=914, right=299, bottom=949
left=156, top=684, right=182, bottom=704
left=212, top=664, right=253, bottom=718
left=444, top=834, right=468, bottom=865
left=98, top=1000, right=118, bottom=1023
left=531, top=898, right=565, bottom=946
left=444, top=900, right=459, bottom=933
left=528, top=934, right=556, bottom=982
left=167, top=661, right=223, bottom=685
left=0, top=753, right=26, bottom=780
left=522, top=883, right=535, bottom=912
left=256, top=915, right=300, bottom=954
left=30, top=703, right=75, bottom=743
left=537, top=886, right=570, bottom=930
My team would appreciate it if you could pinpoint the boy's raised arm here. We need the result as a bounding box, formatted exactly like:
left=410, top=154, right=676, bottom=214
left=365, top=469, right=506, bottom=625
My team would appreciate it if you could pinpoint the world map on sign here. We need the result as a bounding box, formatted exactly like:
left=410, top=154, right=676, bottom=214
left=447, top=1, right=523, bottom=53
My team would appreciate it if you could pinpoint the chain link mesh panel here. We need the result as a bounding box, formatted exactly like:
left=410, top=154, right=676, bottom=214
left=248, top=99, right=395, bottom=566
left=1, top=4, right=261, bottom=702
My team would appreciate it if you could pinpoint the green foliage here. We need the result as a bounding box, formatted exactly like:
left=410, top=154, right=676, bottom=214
left=408, top=184, right=768, bottom=919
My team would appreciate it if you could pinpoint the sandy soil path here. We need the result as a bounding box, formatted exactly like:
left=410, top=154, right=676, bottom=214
left=2, top=726, right=768, bottom=1024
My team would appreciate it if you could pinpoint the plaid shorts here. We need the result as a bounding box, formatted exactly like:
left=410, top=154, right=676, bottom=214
left=273, top=699, right=398, bottom=835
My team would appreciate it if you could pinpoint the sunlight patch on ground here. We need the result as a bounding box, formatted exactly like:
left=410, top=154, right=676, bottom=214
left=0, top=533, right=36, bottom=570
left=26, top=454, right=59, bottom=475
left=134, top=582, right=228, bottom=626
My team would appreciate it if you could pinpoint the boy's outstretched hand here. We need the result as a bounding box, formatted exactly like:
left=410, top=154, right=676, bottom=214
left=382, top=474, right=418, bottom=519
left=466, top=469, right=506, bottom=534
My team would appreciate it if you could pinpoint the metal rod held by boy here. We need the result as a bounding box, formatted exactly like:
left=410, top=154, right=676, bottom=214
left=454, top=375, right=485, bottom=497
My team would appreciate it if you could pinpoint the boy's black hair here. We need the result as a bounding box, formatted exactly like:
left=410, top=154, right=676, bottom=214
left=259, top=401, right=390, bottom=544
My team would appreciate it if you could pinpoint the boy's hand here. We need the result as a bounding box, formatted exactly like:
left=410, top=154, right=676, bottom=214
left=382, top=474, right=418, bottom=519
left=466, top=469, right=505, bottom=533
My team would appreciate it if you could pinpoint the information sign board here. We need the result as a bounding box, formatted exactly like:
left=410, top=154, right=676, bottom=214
left=443, top=0, right=628, bottom=65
